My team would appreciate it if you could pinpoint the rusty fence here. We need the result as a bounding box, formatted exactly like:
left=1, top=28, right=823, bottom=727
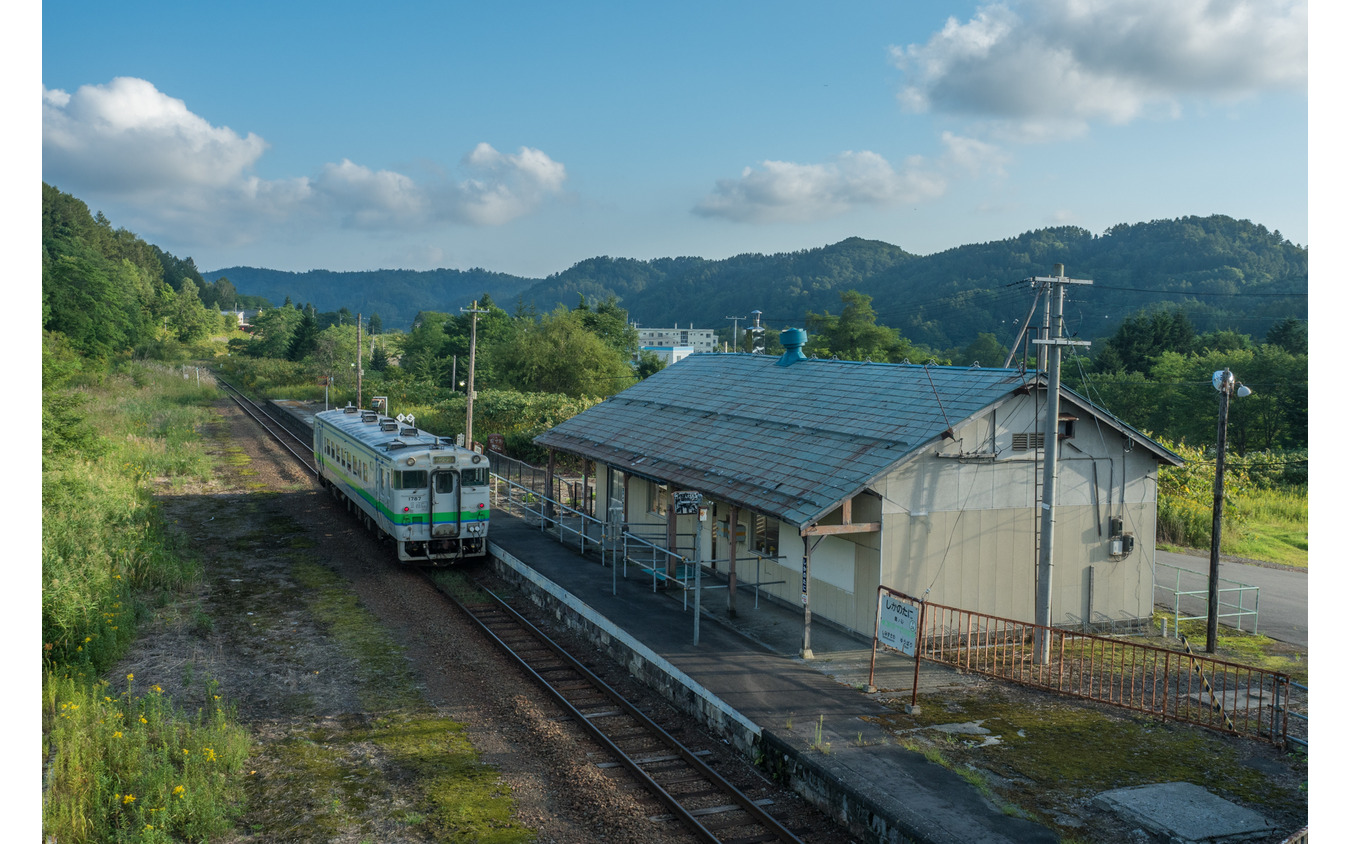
left=914, top=600, right=1301, bottom=746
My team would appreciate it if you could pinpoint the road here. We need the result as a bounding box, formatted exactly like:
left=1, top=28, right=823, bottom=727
left=1154, top=549, right=1308, bottom=648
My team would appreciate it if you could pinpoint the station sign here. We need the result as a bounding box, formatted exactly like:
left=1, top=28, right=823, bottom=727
left=673, top=490, right=702, bottom=515
left=877, top=591, right=920, bottom=656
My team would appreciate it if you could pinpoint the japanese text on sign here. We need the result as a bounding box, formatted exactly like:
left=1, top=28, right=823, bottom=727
left=877, top=592, right=919, bottom=656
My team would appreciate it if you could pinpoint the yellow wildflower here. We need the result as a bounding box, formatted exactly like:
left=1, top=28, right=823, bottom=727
left=113, top=731, right=122, bottom=738
left=122, top=794, right=136, bottom=804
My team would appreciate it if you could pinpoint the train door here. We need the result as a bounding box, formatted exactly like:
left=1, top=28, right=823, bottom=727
left=430, top=470, right=459, bottom=536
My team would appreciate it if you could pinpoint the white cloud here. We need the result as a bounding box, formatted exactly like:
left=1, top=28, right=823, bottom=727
left=42, top=77, right=267, bottom=193
left=444, top=143, right=569, bottom=226
left=42, top=77, right=567, bottom=247
left=893, top=0, right=1307, bottom=130
left=694, top=135, right=1005, bottom=224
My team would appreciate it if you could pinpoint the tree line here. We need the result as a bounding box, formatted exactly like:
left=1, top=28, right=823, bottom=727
left=42, top=183, right=260, bottom=361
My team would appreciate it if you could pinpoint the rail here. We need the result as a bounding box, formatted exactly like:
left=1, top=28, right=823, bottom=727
left=1154, top=561, right=1260, bottom=636
left=909, top=598, right=1300, bottom=745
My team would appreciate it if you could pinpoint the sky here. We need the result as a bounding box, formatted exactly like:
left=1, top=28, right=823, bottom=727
left=32, top=0, right=1312, bottom=279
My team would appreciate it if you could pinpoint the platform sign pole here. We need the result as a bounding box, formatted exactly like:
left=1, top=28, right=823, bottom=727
left=693, top=507, right=706, bottom=645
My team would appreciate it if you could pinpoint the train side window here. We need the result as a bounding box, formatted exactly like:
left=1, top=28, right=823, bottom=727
left=394, top=470, right=428, bottom=490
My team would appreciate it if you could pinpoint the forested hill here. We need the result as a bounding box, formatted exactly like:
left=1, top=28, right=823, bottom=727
left=207, top=214, right=1305, bottom=347
left=204, top=266, right=535, bottom=326
left=520, top=216, right=1306, bottom=349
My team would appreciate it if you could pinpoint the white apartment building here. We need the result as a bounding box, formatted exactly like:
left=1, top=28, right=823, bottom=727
left=636, top=325, right=717, bottom=353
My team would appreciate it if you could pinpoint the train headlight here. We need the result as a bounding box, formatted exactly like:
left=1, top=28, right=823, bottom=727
left=406, top=457, right=416, bottom=466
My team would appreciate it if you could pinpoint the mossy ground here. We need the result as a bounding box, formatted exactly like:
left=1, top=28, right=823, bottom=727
left=871, top=682, right=1307, bottom=840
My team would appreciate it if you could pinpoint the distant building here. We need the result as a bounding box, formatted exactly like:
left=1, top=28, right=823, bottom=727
left=641, top=346, right=698, bottom=366
left=637, top=325, right=717, bottom=353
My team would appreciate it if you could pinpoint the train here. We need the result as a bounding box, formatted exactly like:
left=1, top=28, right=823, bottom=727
left=313, top=404, right=490, bottom=563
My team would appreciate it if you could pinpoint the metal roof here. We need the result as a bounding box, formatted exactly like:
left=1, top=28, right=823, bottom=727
left=536, top=353, right=1183, bottom=528
left=536, top=353, right=1045, bottom=527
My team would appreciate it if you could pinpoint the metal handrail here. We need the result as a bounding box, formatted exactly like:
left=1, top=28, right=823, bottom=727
left=1155, top=561, right=1260, bottom=635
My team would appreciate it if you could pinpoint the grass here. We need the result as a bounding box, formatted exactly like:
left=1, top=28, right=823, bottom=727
left=1156, top=442, right=1308, bottom=568
left=42, top=361, right=251, bottom=843
left=42, top=672, right=251, bottom=843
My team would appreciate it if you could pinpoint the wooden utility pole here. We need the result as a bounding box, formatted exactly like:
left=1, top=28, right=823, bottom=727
left=357, top=313, right=363, bottom=408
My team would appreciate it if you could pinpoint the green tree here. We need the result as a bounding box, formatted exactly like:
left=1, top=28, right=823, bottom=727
left=168, top=278, right=215, bottom=342
left=287, top=304, right=320, bottom=361
left=636, top=350, right=667, bottom=379
left=248, top=305, right=304, bottom=358
left=953, top=332, right=1009, bottom=367
left=1095, top=307, right=1196, bottom=373
left=1265, top=317, right=1307, bottom=355
left=494, top=307, right=636, bottom=397
left=368, top=313, right=383, bottom=335
left=804, top=290, right=923, bottom=362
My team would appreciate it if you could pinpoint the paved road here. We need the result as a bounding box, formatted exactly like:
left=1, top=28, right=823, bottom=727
left=1154, top=549, right=1307, bottom=648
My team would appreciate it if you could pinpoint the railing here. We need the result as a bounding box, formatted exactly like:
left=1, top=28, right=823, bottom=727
left=912, top=600, right=1301, bottom=745
left=1155, top=561, right=1260, bottom=635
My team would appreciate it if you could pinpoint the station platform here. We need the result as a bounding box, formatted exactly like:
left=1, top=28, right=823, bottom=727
left=485, top=511, right=1058, bottom=844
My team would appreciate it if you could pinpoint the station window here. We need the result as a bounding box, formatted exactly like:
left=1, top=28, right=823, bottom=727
left=648, top=481, right=669, bottom=517
left=751, top=513, right=779, bottom=557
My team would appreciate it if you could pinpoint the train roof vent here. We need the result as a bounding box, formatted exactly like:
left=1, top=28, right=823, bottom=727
left=342, top=403, right=358, bottom=414
left=400, top=427, right=418, bottom=437
left=387, top=439, right=408, bottom=450
left=361, top=413, right=377, bottom=423
left=380, top=421, right=399, bottom=432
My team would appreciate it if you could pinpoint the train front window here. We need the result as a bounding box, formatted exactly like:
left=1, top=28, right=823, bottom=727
left=393, top=470, right=427, bottom=490
left=461, top=468, right=489, bottom=487
left=433, top=472, right=456, bottom=494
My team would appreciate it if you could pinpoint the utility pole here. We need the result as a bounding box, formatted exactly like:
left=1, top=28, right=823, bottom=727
left=1207, top=369, right=1250, bottom=653
left=461, top=301, right=488, bottom=449
left=1030, top=265, right=1092, bottom=663
left=725, top=314, right=746, bottom=352
left=357, top=313, right=363, bottom=408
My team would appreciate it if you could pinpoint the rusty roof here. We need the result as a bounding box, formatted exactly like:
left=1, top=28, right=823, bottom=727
left=535, top=353, right=1180, bottom=528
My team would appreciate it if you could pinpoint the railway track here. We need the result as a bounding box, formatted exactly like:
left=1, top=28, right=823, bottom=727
left=432, top=574, right=807, bottom=844
left=215, top=376, right=318, bottom=474
left=219, top=380, right=810, bottom=844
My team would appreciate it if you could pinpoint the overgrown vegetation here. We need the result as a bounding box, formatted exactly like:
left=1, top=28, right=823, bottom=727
left=42, top=354, right=252, bottom=842
left=1155, top=439, right=1308, bottom=567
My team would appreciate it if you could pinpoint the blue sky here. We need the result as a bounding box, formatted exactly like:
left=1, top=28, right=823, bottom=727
left=35, top=1, right=1310, bottom=279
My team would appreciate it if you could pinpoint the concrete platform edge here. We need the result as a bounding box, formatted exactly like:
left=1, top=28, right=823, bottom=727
left=489, top=541, right=947, bottom=844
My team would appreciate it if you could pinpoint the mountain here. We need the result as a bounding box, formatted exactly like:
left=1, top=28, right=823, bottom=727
left=202, top=266, right=537, bottom=327
left=207, top=215, right=1307, bottom=347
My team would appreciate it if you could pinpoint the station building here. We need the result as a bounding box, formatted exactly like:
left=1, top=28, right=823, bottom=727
left=534, top=329, right=1182, bottom=652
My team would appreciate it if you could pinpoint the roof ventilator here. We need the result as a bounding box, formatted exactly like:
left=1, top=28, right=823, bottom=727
left=777, top=328, right=808, bottom=366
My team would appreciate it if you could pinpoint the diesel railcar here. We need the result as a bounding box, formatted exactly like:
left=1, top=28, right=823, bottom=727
left=313, top=405, right=490, bottom=563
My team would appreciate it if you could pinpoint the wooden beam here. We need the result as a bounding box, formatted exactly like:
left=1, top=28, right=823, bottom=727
left=801, top=522, right=881, bottom=536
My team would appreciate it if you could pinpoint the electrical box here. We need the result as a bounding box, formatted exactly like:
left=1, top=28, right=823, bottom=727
left=1110, top=533, right=1135, bottom=557
left=1109, top=516, right=1124, bottom=538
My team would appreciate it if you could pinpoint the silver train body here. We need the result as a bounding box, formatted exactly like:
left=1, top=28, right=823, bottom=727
left=313, top=405, right=490, bottom=563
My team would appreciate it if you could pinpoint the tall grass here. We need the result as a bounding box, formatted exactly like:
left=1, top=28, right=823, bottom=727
left=1156, top=439, right=1308, bottom=567
left=44, top=359, right=251, bottom=842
